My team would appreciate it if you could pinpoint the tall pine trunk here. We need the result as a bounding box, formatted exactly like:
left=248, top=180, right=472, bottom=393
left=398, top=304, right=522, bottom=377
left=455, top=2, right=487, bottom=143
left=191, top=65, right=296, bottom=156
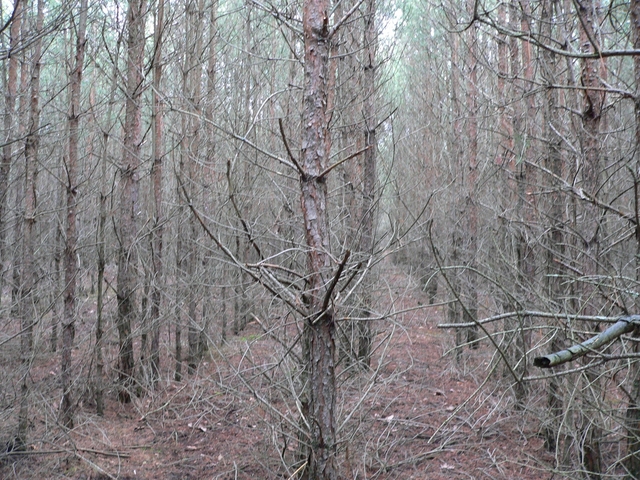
left=577, top=0, right=605, bottom=475
left=0, top=0, right=23, bottom=307
left=60, top=0, right=87, bottom=428
left=18, top=0, right=43, bottom=447
left=117, top=0, right=146, bottom=403
left=464, top=0, right=479, bottom=348
left=357, top=0, right=377, bottom=366
left=299, top=0, right=338, bottom=476
left=540, top=0, right=567, bottom=455
left=625, top=0, right=640, bottom=475
left=148, top=0, right=165, bottom=386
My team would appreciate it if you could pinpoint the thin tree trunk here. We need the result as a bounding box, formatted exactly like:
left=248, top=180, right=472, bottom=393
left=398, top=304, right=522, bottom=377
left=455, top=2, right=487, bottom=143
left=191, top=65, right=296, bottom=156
left=625, top=0, right=640, bottom=476
left=0, top=0, right=23, bottom=306
left=204, top=0, right=218, bottom=351
left=117, top=0, right=146, bottom=403
left=577, top=0, right=605, bottom=475
left=357, top=0, right=377, bottom=367
left=500, top=0, right=531, bottom=407
left=465, top=2, right=479, bottom=348
left=11, top=9, right=30, bottom=324
left=95, top=26, right=122, bottom=414
left=18, top=0, right=42, bottom=447
left=540, top=0, right=567, bottom=454
left=50, top=190, right=63, bottom=352
left=498, top=1, right=519, bottom=381
left=449, top=32, right=464, bottom=362
left=175, top=151, right=185, bottom=382
left=60, top=0, right=87, bottom=429
left=95, top=181, right=107, bottom=415
left=299, top=0, right=338, bottom=475
left=148, top=0, right=165, bottom=387
left=180, top=0, right=205, bottom=375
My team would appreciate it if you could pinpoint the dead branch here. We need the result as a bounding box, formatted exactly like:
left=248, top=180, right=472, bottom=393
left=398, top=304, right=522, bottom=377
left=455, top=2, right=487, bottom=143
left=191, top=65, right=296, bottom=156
left=533, top=315, right=640, bottom=368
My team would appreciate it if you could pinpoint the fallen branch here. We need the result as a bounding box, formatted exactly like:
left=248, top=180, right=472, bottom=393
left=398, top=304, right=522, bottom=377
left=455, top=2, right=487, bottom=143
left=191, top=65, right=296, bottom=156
left=533, top=315, right=640, bottom=368
left=437, top=310, right=620, bottom=329
left=2, top=447, right=132, bottom=458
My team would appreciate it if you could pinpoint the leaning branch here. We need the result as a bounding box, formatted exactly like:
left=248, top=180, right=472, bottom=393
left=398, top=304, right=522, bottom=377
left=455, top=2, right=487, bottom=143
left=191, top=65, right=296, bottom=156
left=330, top=0, right=365, bottom=38
left=474, top=11, right=640, bottom=59
left=437, top=310, right=621, bottom=329
left=0, top=0, right=20, bottom=37
left=526, top=159, right=636, bottom=226
left=533, top=316, right=640, bottom=368
left=226, top=160, right=263, bottom=260
left=278, top=118, right=304, bottom=176
left=321, top=250, right=351, bottom=313
left=318, top=145, right=370, bottom=179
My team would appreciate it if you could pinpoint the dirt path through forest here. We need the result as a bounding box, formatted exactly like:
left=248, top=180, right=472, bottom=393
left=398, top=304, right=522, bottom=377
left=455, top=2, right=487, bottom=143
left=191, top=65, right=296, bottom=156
left=1, top=263, right=553, bottom=479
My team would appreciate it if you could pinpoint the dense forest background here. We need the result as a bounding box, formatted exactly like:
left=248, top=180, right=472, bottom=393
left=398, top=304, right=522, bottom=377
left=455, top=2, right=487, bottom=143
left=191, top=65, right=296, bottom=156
left=3, top=0, right=640, bottom=477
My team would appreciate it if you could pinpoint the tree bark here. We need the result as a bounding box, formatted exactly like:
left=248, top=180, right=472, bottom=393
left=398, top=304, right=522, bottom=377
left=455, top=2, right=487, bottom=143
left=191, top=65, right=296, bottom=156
left=625, top=0, right=640, bottom=475
left=60, top=0, right=87, bottom=429
left=448, top=32, right=464, bottom=361
left=95, top=28, right=122, bottom=414
left=540, top=0, right=567, bottom=454
left=299, top=0, right=338, bottom=475
left=117, top=0, right=146, bottom=403
left=17, top=0, right=42, bottom=447
left=357, top=0, right=377, bottom=367
left=465, top=0, right=479, bottom=348
left=148, top=0, right=165, bottom=386
left=0, top=0, right=23, bottom=306
left=576, top=1, right=605, bottom=474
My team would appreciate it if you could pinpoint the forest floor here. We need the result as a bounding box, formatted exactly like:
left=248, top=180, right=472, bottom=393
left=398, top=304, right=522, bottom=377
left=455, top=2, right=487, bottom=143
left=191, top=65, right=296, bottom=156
left=0, top=262, right=559, bottom=479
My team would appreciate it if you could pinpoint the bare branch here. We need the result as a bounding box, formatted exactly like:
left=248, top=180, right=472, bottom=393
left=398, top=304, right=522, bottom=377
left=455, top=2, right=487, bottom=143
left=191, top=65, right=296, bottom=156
left=321, top=250, right=351, bottom=313
left=177, top=174, right=305, bottom=316
left=526, top=159, right=637, bottom=226
left=438, top=310, right=623, bottom=329
left=226, top=160, right=263, bottom=260
left=329, top=0, right=364, bottom=38
left=318, top=145, right=370, bottom=179
left=278, top=118, right=305, bottom=176
left=533, top=316, right=640, bottom=368
left=474, top=10, right=640, bottom=59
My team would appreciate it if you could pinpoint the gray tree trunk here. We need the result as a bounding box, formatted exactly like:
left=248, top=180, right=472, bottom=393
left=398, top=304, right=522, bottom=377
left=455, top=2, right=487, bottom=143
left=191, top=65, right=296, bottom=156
left=60, top=0, right=87, bottom=428
left=116, top=0, right=146, bottom=403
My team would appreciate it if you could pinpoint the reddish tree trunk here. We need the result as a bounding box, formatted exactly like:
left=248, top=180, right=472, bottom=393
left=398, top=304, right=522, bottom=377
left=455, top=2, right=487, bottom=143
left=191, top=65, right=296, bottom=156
left=299, top=0, right=338, bottom=476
